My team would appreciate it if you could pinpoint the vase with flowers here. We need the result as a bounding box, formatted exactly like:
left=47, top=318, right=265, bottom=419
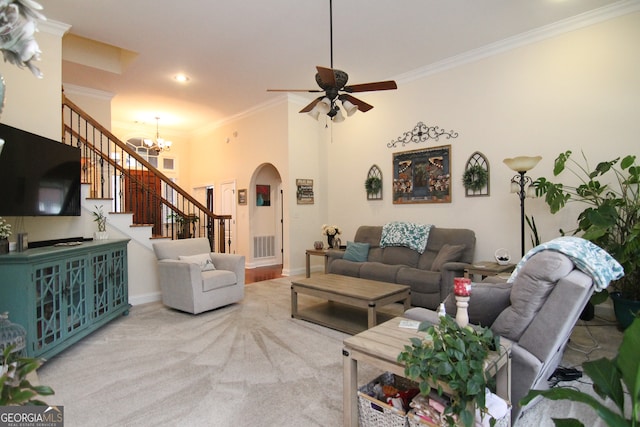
left=321, top=224, right=341, bottom=248
left=0, top=217, right=11, bottom=254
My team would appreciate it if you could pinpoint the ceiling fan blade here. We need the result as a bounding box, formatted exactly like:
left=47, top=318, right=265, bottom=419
left=344, top=80, right=397, bottom=93
left=316, top=66, right=337, bottom=87
left=340, top=94, right=374, bottom=112
left=267, top=89, right=324, bottom=93
left=299, top=96, right=323, bottom=113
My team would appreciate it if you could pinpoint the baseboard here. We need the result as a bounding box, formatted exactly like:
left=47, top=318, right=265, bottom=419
left=129, top=292, right=162, bottom=306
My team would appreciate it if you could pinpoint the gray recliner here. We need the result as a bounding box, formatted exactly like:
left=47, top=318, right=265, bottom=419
left=404, top=250, right=596, bottom=422
left=152, top=238, right=245, bottom=314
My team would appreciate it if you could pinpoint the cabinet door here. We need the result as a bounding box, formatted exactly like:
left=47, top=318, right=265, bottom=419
left=91, top=250, right=111, bottom=321
left=33, top=255, right=89, bottom=356
left=110, top=245, right=128, bottom=310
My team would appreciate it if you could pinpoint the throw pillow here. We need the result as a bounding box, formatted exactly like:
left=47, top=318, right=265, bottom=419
left=179, top=253, right=216, bottom=271
left=342, top=241, right=370, bottom=262
left=431, top=244, right=465, bottom=271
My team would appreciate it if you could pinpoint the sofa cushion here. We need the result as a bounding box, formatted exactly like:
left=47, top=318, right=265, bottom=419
left=202, top=270, right=237, bottom=292
left=328, top=259, right=363, bottom=277
left=360, top=262, right=401, bottom=283
left=179, top=253, right=215, bottom=271
left=431, top=244, right=465, bottom=271
left=343, top=241, right=370, bottom=262
left=396, top=268, right=442, bottom=292
left=380, top=222, right=432, bottom=254
left=444, top=281, right=512, bottom=327
left=382, top=246, right=419, bottom=267
left=491, top=251, right=574, bottom=341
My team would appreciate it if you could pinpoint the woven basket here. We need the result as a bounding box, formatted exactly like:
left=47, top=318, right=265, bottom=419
left=357, top=372, right=418, bottom=427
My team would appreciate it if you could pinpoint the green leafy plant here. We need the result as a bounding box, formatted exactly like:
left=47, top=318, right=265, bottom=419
left=91, top=205, right=107, bottom=232
left=534, top=151, right=640, bottom=301
left=365, top=177, right=382, bottom=195
left=0, top=345, right=54, bottom=405
left=462, top=165, right=488, bottom=192
left=167, top=213, right=199, bottom=239
left=520, top=315, right=640, bottom=426
left=397, top=315, right=501, bottom=427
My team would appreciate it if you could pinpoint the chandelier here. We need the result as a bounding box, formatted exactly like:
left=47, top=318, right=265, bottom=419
left=143, top=117, right=172, bottom=153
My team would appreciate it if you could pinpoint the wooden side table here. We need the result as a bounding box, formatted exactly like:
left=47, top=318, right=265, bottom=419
left=465, top=261, right=515, bottom=280
left=305, top=249, right=329, bottom=278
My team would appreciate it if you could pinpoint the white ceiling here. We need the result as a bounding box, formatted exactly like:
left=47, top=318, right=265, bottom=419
left=37, top=0, right=630, bottom=135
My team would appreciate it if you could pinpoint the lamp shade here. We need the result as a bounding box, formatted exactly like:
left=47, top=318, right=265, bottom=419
left=307, top=107, right=321, bottom=120
left=332, top=108, right=345, bottom=123
left=341, top=98, right=358, bottom=116
left=316, top=97, right=331, bottom=115
left=503, top=156, right=542, bottom=172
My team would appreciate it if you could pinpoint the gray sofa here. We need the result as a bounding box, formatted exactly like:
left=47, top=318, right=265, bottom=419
left=326, top=225, right=475, bottom=309
left=404, top=250, right=596, bottom=421
left=152, top=238, right=245, bottom=314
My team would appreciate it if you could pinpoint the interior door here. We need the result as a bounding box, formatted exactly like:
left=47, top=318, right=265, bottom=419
left=124, top=171, right=162, bottom=235
left=220, top=181, right=236, bottom=253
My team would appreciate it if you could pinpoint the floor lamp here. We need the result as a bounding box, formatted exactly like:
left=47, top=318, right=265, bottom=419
left=503, top=156, right=541, bottom=257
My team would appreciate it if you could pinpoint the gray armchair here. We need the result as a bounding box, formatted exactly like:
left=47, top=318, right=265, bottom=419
left=152, top=238, right=245, bottom=314
left=404, top=250, right=596, bottom=422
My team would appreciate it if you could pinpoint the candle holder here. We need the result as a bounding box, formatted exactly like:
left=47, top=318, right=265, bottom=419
left=453, top=277, right=472, bottom=327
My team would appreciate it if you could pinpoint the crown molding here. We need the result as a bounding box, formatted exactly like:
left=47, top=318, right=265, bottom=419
left=396, top=0, right=640, bottom=84
left=39, top=19, right=71, bottom=37
left=63, top=84, right=115, bottom=101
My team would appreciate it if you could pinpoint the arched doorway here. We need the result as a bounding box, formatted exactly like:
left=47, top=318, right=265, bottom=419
left=248, top=163, right=283, bottom=268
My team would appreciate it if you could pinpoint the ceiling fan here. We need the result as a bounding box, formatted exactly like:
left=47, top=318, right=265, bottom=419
left=267, top=0, right=397, bottom=122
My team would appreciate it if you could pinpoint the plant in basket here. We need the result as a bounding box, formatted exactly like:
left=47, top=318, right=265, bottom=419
left=397, top=315, right=501, bottom=427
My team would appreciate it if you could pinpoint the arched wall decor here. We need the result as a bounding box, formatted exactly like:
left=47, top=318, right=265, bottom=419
left=387, top=121, right=459, bottom=148
left=365, top=165, right=383, bottom=200
left=463, top=152, right=490, bottom=197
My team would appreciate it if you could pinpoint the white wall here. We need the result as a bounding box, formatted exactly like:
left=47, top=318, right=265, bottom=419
left=324, top=12, right=640, bottom=263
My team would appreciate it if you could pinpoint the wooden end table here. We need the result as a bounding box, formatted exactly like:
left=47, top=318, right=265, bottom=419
left=465, top=261, right=515, bottom=280
left=305, top=249, right=329, bottom=278
left=342, top=316, right=512, bottom=427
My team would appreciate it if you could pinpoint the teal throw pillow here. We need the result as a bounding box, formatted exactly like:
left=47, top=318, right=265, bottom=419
left=343, top=241, right=370, bottom=262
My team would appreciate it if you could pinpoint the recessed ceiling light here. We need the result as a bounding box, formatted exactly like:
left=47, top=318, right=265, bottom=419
left=174, top=74, right=190, bottom=83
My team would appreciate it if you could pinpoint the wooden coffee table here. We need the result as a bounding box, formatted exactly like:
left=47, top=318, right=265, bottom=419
left=290, top=274, right=411, bottom=334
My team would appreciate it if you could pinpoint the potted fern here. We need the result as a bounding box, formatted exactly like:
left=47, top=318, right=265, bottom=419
left=534, top=151, right=640, bottom=328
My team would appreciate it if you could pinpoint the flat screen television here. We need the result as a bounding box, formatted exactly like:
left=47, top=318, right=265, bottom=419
left=0, top=123, right=81, bottom=216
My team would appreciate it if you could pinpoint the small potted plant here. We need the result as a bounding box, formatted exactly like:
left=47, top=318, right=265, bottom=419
left=1, top=344, right=55, bottom=405
left=92, top=205, right=108, bottom=240
left=397, top=315, right=502, bottom=427
left=167, top=213, right=199, bottom=239
left=0, top=217, right=11, bottom=254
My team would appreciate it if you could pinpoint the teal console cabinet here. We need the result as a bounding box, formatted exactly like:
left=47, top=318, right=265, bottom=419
left=0, top=239, right=130, bottom=359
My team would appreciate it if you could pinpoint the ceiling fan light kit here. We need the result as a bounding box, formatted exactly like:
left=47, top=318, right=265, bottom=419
left=267, top=0, right=397, bottom=123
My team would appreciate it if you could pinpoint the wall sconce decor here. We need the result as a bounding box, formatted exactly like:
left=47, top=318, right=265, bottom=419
left=503, top=155, right=542, bottom=257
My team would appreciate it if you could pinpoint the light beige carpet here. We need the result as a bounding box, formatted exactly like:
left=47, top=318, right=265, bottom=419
left=37, top=277, right=623, bottom=427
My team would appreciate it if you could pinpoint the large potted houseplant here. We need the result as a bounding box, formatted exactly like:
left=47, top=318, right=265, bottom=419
left=534, top=151, right=640, bottom=328
left=167, top=213, right=199, bottom=239
left=397, top=315, right=502, bottom=427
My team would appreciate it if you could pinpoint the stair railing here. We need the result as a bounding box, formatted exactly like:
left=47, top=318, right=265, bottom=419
left=61, top=93, right=231, bottom=253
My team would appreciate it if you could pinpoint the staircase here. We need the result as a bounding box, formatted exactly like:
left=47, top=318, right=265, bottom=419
left=62, top=93, right=231, bottom=252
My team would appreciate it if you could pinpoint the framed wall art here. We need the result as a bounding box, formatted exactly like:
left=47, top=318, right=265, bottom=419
left=237, top=188, right=247, bottom=205
left=256, top=184, right=271, bottom=206
left=296, top=179, right=314, bottom=204
left=392, top=145, right=451, bottom=204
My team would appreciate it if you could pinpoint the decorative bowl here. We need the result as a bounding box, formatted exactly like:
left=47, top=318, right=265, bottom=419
left=495, top=248, right=511, bottom=265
